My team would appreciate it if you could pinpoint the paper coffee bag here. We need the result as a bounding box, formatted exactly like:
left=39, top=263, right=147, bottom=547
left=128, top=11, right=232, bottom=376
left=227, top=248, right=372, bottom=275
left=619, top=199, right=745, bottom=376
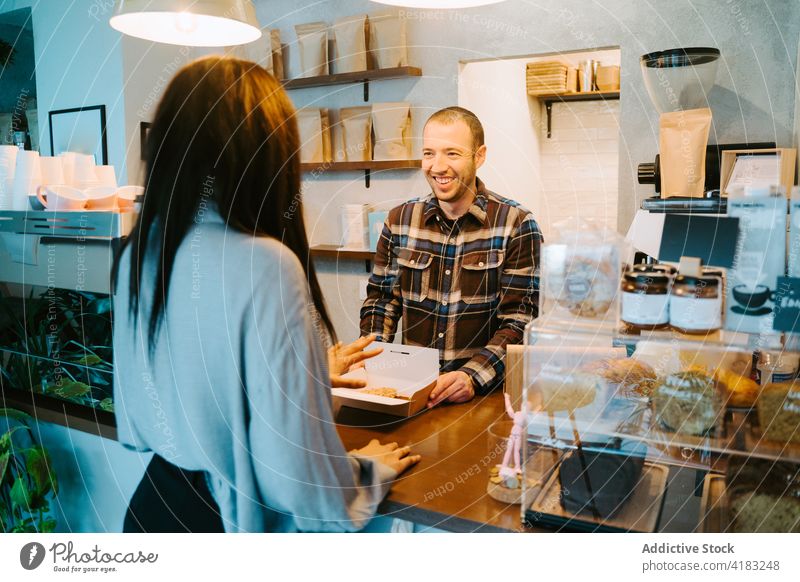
left=332, top=15, right=368, bottom=73
left=295, top=22, right=329, bottom=77
left=340, top=106, right=372, bottom=161
left=271, top=29, right=284, bottom=80
left=372, top=102, right=411, bottom=161
left=659, top=108, right=712, bottom=198
left=297, top=108, right=332, bottom=164
left=369, top=13, right=408, bottom=69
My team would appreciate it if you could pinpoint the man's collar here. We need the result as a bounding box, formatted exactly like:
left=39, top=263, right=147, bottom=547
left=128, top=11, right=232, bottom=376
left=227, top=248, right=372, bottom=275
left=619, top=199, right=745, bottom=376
left=423, top=178, right=488, bottom=225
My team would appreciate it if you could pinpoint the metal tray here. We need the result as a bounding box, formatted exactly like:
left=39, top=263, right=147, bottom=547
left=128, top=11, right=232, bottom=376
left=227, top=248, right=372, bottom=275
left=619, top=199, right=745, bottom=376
left=0, top=210, right=135, bottom=239
left=527, top=460, right=669, bottom=532
left=697, top=473, right=727, bottom=532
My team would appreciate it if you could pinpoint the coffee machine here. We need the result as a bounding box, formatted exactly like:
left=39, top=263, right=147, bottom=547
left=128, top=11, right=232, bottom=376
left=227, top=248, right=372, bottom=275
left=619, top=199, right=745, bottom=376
left=636, top=47, right=774, bottom=213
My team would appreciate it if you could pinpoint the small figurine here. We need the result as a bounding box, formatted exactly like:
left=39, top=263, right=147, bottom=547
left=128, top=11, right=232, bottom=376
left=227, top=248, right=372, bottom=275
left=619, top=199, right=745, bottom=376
left=499, top=393, right=528, bottom=487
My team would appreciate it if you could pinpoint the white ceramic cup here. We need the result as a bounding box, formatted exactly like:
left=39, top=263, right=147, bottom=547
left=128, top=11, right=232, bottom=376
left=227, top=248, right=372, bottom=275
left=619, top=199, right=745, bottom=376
left=12, top=150, right=41, bottom=210
left=84, top=186, right=118, bottom=210
left=58, top=152, right=77, bottom=186
left=117, top=185, right=144, bottom=211
left=36, top=184, right=88, bottom=211
left=94, top=165, right=117, bottom=188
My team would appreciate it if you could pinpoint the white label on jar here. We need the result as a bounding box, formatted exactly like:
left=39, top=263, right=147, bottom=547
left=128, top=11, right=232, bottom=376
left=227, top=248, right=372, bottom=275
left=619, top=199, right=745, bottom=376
left=621, top=291, right=668, bottom=325
left=772, top=371, right=797, bottom=383
left=669, top=294, right=722, bottom=330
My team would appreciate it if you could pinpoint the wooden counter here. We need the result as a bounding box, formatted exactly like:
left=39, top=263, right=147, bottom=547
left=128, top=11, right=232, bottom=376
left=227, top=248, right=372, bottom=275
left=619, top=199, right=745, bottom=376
left=336, top=391, right=533, bottom=533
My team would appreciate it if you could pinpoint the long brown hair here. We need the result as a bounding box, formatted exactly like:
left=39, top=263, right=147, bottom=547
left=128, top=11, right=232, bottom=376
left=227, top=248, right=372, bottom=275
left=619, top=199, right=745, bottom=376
left=114, top=56, right=335, bottom=352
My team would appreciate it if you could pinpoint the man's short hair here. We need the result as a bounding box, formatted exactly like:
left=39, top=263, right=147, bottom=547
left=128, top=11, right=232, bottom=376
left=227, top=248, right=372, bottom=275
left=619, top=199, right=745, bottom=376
left=424, top=106, right=485, bottom=150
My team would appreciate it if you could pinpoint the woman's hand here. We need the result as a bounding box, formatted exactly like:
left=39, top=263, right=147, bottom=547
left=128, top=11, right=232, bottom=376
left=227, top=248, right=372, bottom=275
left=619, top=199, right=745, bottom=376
left=352, top=439, right=421, bottom=475
left=328, top=334, right=382, bottom=388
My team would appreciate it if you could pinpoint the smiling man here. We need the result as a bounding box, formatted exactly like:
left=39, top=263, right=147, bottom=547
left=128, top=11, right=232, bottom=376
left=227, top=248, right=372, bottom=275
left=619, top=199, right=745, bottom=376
left=360, top=107, right=542, bottom=406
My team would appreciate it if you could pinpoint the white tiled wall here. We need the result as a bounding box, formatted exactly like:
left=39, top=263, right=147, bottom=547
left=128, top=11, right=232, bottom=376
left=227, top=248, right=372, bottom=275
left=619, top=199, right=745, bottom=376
left=538, top=100, right=620, bottom=238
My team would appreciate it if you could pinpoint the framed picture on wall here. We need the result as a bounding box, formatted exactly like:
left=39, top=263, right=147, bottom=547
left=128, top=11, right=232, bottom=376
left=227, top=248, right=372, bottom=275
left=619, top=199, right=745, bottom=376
left=48, top=104, right=108, bottom=165
left=140, top=122, right=151, bottom=161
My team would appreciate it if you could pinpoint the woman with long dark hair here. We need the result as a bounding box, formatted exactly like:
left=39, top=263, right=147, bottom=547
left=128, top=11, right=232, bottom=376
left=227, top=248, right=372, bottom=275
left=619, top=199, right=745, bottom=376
left=112, top=56, right=419, bottom=533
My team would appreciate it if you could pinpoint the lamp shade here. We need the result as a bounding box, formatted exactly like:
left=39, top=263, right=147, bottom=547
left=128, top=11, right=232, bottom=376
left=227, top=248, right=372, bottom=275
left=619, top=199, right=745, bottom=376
left=371, top=0, right=505, bottom=7
left=110, top=0, right=261, bottom=47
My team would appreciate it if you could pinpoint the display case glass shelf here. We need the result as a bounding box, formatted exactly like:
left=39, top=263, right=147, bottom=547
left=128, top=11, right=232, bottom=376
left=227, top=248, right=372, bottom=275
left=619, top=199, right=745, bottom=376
left=518, top=324, right=800, bottom=533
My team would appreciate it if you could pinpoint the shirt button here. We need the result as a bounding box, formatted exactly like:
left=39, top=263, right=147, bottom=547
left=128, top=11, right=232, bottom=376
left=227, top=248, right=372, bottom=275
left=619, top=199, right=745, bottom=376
left=478, top=261, right=485, bottom=267
left=438, top=332, right=444, bottom=338
left=442, top=301, right=448, bottom=306
left=410, top=259, right=415, bottom=265
left=445, top=269, right=451, bottom=275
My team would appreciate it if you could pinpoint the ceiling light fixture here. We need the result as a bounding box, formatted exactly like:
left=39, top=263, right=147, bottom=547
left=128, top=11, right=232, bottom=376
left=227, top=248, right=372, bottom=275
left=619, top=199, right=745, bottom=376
left=110, top=0, right=261, bottom=47
left=371, top=0, right=506, bottom=8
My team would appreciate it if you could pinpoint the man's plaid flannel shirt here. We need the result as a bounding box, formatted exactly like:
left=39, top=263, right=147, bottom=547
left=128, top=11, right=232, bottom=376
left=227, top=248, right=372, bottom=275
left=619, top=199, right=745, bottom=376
left=360, top=179, right=542, bottom=394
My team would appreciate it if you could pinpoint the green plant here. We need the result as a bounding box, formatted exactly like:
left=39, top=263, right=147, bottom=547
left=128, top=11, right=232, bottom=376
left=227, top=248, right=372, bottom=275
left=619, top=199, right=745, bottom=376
left=0, top=408, right=58, bottom=532
left=0, top=290, right=114, bottom=411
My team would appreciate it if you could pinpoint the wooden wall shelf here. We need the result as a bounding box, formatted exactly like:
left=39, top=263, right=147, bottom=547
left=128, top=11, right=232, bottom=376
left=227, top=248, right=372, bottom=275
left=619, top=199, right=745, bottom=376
left=301, top=160, right=421, bottom=188
left=311, top=245, right=375, bottom=272
left=536, top=91, right=620, bottom=138
left=1, top=386, right=117, bottom=441
left=284, top=66, right=422, bottom=101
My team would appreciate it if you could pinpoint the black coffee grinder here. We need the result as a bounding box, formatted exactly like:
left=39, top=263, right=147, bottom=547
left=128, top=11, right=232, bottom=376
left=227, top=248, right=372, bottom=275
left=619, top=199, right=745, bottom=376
left=636, top=47, right=774, bottom=213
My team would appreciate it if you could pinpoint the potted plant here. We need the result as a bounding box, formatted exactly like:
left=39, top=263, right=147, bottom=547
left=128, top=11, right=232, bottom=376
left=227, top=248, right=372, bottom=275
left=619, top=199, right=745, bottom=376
left=0, top=408, right=58, bottom=532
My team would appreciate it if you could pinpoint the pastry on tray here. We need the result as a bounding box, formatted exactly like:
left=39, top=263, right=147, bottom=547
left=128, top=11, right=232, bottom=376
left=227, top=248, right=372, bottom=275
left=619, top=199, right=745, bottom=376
left=555, top=256, right=617, bottom=319
left=581, top=358, right=657, bottom=398
left=358, top=387, right=410, bottom=399
left=714, top=368, right=759, bottom=408
left=757, top=381, right=800, bottom=444
left=534, top=371, right=598, bottom=413
left=652, top=369, right=723, bottom=436
left=726, top=457, right=800, bottom=532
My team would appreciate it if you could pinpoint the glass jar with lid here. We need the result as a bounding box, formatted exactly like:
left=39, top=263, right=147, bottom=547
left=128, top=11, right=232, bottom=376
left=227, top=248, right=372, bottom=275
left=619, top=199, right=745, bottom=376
left=621, top=272, right=671, bottom=330
left=669, top=274, right=722, bottom=334
left=757, top=350, right=800, bottom=385
left=631, top=263, right=677, bottom=276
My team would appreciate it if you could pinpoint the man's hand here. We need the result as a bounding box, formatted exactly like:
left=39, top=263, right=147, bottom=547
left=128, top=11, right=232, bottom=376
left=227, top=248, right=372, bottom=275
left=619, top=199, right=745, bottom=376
left=328, top=334, right=383, bottom=388
left=427, top=371, right=475, bottom=408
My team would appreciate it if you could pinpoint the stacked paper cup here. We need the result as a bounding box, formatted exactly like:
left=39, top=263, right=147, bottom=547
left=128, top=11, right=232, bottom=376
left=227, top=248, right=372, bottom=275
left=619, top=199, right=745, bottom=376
left=12, top=150, right=41, bottom=210
left=72, top=153, right=99, bottom=190
left=0, top=145, right=18, bottom=210
left=340, top=204, right=370, bottom=249
left=95, top=165, right=117, bottom=188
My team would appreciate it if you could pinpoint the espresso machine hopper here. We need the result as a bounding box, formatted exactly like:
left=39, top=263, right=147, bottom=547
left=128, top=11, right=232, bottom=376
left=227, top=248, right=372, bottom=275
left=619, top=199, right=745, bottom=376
left=636, top=47, right=764, bottom=213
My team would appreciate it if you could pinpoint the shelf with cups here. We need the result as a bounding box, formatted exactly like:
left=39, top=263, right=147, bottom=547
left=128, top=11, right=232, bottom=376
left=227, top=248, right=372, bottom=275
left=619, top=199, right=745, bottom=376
left=310, top=244, right=375, bottom=272
left=283, top=66, right=422, bottom=101
left=300, top=159, right=421, bottom=188
left=534, top=91, right=620, bottom=138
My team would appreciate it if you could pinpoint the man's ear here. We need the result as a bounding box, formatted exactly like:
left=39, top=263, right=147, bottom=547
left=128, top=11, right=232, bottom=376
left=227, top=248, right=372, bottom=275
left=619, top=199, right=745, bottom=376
left=474, top=144, right=487, bottom=169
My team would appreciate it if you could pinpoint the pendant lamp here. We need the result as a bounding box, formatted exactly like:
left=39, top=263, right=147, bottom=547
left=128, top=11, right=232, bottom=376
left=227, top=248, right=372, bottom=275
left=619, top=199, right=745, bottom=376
left=110, top=0, right=261, bottom=47
left=371, top=0, right=506, bottom=8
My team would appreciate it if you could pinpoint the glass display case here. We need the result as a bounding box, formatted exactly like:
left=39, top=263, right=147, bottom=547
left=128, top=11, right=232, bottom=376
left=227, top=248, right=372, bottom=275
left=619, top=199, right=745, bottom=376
left=0, top=210, right=134, bottom=437
left=519, top=324, right=800, bottom=532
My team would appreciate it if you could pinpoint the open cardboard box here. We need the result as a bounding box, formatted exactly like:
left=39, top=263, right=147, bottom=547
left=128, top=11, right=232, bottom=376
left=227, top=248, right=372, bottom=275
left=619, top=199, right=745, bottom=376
left=720, top=147, right=796, bottom=196
left=332, top=341, right=438, bottom=417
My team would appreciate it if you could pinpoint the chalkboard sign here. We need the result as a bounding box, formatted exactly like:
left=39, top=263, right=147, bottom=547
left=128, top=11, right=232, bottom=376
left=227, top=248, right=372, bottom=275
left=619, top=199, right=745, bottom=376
left=658, top=214, right=739, bottom=268
left=772, top=277, right=800, bottom=333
